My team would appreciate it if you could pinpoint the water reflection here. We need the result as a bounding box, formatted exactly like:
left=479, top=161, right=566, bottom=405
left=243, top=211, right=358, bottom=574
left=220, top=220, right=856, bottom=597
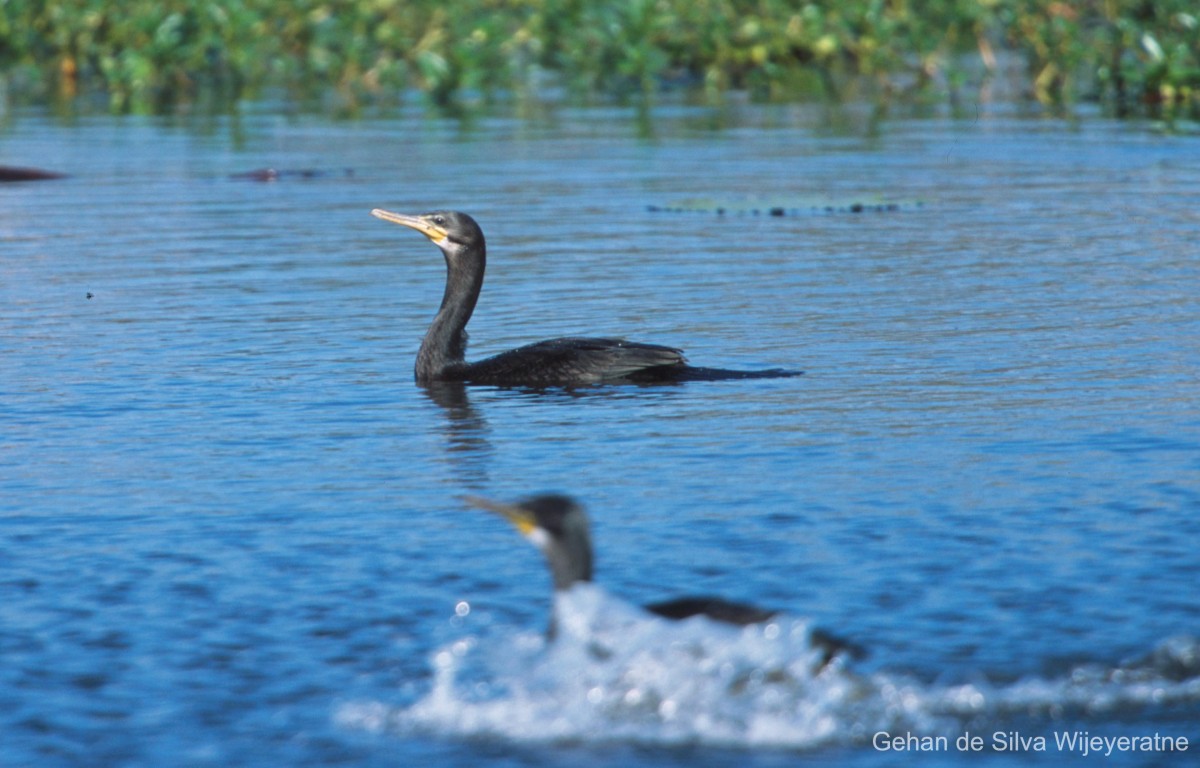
left=417, top=375, right=719, bottom=491
left=420, top=381, right=492, bottom=487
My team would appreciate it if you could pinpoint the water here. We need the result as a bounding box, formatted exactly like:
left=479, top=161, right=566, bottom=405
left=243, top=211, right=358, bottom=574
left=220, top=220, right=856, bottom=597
left=2, top=100, right=1198, bottom=766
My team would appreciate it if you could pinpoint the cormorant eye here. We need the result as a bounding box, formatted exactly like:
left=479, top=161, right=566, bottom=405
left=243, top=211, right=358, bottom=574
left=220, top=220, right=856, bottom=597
left=433, top=215, right=446, bottom=226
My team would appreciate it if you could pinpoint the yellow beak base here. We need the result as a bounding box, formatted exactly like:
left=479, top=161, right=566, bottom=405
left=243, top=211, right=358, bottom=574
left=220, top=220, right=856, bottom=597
left=463, top=495, right=537, bottom=537
left=371, top=208, right=448, bottom=242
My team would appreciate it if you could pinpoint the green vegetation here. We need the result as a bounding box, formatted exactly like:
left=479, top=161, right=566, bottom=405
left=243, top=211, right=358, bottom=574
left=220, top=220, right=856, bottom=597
left=1, top=0, right=1196, bottom=116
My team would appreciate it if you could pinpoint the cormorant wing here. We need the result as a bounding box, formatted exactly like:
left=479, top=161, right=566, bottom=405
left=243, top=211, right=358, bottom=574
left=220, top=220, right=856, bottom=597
left=645, top=596, right=777, bottom=625
left=645, top=596, right=866, bottom=669
left=467, top=337, right=685, bottom=385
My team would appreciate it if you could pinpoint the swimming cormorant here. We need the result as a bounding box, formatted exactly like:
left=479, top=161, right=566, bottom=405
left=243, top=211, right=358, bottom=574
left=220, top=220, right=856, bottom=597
left=465, top=493, right=863, bottom=668
left=371, top=209, right=800, bottom=386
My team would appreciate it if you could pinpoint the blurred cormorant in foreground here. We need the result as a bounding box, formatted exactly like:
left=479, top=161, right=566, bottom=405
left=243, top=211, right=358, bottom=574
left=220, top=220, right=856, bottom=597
left=371, top=209, right=801, bottom=386
left=465, top=493, right=863, bottom=669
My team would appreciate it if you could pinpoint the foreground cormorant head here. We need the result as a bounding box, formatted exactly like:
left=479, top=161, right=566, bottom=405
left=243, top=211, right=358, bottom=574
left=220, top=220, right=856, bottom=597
left=465, top=494, right=593, bottom=591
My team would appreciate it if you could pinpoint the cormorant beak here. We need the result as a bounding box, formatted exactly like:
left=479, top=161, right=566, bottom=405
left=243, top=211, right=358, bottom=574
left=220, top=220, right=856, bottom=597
left=463, top=495, right=538, bottom=537
left=371, top=209, right=448, bottom=244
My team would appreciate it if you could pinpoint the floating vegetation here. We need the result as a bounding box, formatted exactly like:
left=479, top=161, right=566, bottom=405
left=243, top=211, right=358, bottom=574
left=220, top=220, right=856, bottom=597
left=228, top=168, right=356, bottom=182
left=648, top=196, right=922, bottom=217
left=0, top=1, right=1195, bottom=117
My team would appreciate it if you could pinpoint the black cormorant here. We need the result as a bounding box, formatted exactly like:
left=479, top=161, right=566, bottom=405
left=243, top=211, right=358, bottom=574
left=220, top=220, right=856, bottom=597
left=371, top=209, right=800, bottom=387
left=465, top=493, right=863, bottom=668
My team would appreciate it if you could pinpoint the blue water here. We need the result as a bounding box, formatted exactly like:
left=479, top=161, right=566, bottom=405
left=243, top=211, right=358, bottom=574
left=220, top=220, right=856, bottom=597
left=1, top=100, right=1198, bottom=767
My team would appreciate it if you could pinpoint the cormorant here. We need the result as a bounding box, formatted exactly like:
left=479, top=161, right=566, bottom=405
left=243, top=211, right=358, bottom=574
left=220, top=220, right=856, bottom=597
left=371, top=209, right=800, bottom=387
left=465, top=493, right=863, bottom=669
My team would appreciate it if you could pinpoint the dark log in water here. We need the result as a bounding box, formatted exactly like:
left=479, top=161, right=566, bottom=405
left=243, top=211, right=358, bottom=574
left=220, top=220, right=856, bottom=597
left=0, top=166, right=67, bottom=182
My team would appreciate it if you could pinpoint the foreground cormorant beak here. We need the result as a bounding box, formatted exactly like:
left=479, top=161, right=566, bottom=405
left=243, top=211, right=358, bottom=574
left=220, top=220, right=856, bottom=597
left=371, top=208, right=448, bottom=244
left=463, top=495, right=539, bottom=538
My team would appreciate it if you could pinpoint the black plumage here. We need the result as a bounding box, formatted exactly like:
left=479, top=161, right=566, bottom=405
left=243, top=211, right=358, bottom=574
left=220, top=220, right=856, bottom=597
left=372, top=209, right=800, bottom=386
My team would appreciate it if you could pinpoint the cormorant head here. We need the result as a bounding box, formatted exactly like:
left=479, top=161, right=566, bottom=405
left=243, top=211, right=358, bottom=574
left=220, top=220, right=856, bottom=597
left=371, top=209, right=485, bottom=256
left=466, top=494, right=594, bottom=590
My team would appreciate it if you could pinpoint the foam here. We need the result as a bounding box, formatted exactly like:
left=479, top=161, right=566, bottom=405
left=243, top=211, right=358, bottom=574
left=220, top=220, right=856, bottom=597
left=337, top=585, right=1200, bottom=750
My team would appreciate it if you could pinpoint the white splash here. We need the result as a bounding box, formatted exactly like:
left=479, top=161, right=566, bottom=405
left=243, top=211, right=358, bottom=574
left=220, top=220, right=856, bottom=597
left=337, top=586, right=1200, bottom=750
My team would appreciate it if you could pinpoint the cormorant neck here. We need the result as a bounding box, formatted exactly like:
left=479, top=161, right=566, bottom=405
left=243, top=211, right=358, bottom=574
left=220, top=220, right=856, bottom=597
left=416, top=240, right=485, bottom=381
left=547, top=526, right=594, bottom=591
left=550, top=566, right=592, bottom=591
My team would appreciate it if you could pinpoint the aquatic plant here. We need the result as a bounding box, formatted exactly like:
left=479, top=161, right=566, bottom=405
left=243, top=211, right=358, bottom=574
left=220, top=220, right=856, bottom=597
left=0, top=0, right=1195, bottom=116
